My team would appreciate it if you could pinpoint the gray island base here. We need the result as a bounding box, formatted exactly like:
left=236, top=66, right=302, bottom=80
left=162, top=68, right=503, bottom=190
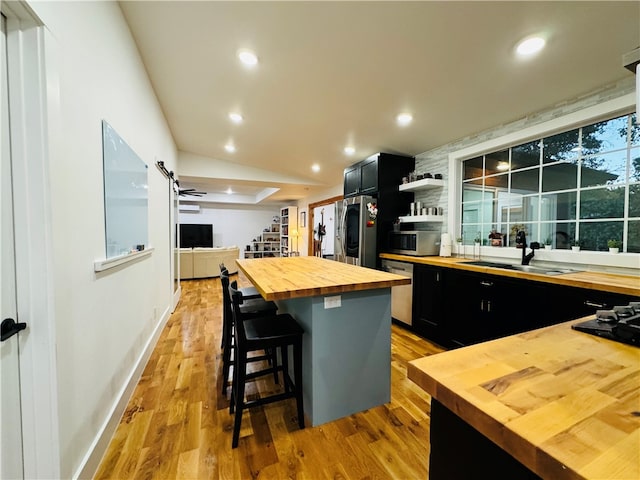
left=277, top=288, right=391, bottom=426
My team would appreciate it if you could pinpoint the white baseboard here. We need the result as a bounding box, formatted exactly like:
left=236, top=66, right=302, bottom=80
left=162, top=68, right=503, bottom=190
left=74, top=305, right=172, bottom=479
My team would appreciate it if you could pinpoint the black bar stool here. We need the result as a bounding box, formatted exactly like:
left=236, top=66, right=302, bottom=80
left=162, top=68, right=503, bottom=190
left=219, top=263, right=260, bottom=298
left=220, top=272, right=278, bottom=395
left=229, top=283, right=305, bottom=448
left=219, top=263, right=261, bottom=349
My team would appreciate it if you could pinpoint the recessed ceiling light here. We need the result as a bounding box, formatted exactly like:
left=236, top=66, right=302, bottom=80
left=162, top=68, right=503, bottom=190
left=224, top=143, right=236, bottom=153
left=229, top=112, right=243, bottom=124
left=344, top=146, right=355, bottom=155
left=311, top=164, right=320, bottom=173
left=396, top=113, right=413, bottom=126
left=226, top=187, right=234, bottom=194
left=516, top=36, right=546, bottom=56
left=238, top=49, right=258, bottom=66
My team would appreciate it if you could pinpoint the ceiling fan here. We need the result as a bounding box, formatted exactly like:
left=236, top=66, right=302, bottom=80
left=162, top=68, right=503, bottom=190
left=178, top=187, right=206, bottom=197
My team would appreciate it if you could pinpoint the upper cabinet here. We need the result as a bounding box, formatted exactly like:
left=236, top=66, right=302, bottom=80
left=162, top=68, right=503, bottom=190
left=343, top=165, right=361, bottom=197
left=343, top=153, right=413, bottom=198
left=344, top=157, right=379, bottom=197
left=359, top=157, right=379, bottom=194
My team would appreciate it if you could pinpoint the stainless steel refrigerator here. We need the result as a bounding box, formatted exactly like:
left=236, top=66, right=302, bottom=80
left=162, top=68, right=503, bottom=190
left=335, top=195, right=377, bottom=268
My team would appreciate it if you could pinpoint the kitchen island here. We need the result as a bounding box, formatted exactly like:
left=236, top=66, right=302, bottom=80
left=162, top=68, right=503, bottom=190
left=408, top=318, right=640, bottom=480
left=236, top=256, right=410, bottom=426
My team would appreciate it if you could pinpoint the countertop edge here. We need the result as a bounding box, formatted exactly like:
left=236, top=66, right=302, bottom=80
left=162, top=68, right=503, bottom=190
left=259, top=279, right=411, bottom=301
left=380, top=253, right=640, bottom=297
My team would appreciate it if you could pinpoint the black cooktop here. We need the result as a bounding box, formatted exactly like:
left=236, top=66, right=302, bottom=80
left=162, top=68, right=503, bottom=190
left=572, top=303, right=640, bottom=347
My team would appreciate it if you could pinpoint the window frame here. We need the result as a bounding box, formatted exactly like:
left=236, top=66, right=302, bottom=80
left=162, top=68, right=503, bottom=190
left=447, top=93, right=637, bottom=268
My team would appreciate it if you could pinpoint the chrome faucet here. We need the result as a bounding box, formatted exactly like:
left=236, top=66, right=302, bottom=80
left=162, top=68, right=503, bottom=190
left=515, top=230, right=539, bottom=265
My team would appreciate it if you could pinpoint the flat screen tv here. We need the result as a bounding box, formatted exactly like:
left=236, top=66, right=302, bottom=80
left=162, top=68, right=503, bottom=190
left=179, top=224, right=213, bottom=248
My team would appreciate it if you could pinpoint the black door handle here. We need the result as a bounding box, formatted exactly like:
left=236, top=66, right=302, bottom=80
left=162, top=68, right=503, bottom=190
left=1, top=318, right=27, bottom=342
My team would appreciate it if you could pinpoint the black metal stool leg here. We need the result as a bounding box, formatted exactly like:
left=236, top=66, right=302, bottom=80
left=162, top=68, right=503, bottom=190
left=270, top=347, right=279, bottom=385
left=230, top=341, right=238, bottom=414
left=232, top=351, right=247, bottom=448
left=221, top=316, right=234, bottom=395
left=294, top=338, right=305, bottom=429
left=281, top=345, right=290, bottom=393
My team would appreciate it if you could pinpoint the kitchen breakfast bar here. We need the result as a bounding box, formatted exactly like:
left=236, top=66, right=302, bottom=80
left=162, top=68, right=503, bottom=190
left=235, top=256, right=410, bottom=426
left=408, top=318, right=640, bottom=480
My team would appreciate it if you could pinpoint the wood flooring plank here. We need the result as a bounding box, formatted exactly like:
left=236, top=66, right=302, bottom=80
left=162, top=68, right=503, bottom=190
left=110, top=410, right=154, bottom=480
left=176, top=448, right=199, bottom=479
left=196, top=426, right=218, bottom=479
left=343, top=431, right=393, bottom=480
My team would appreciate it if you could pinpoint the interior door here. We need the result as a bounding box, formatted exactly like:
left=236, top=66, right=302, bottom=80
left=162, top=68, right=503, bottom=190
left=1, top=12, right=25, bottom=479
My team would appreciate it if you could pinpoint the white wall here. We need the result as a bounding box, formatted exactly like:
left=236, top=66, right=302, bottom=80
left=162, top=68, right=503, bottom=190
left=28, top=2, right=177, bottom=478
left=179, top=203, right=283, bottom=257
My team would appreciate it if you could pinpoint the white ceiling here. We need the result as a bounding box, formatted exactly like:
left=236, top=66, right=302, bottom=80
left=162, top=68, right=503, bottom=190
left=119, top=1, right=640, bottom=205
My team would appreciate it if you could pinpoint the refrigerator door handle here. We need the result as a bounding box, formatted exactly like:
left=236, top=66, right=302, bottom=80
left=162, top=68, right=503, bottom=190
left=340, top=199, right=347, bottom=262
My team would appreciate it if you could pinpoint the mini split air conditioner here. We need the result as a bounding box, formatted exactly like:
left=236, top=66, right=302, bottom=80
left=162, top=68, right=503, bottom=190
left=179, top=204, right=200, bottom=213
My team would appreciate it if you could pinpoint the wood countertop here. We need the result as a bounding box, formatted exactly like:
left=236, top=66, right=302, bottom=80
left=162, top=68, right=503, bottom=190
left=380, top=253, right=640, bottom=297
left=235, top=256, right=410, bottom=301
left=407, top=320, right=640, bottom=480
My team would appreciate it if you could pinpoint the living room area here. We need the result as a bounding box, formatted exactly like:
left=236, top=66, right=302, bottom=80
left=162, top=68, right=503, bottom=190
left=175, top=199, right=321, bottom=280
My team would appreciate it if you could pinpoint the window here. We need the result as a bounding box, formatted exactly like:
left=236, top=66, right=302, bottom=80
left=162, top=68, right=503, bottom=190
left=460, top=113, right=639, bottom=252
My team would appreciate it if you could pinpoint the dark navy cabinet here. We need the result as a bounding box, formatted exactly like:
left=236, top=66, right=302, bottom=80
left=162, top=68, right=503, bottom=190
left=343, top=153, right=413, bottom=199
left=344, top=157, right=379, bottom=197
left=443, top=270, right=547, bottom=347
left=409, top=266, right=636, bottom=349
left=412, top=265, right=446, bottom=346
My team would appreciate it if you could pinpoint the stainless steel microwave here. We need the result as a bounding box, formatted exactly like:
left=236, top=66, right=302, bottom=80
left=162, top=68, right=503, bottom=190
left=388, top=231, right=440, bottom=256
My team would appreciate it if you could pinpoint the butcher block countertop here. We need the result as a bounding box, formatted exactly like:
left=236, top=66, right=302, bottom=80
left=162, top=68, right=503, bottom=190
left=236, top=256, right=410, bottom=301
left=408, top=320, right=640, bottom=480
left=379, top=253, right=640, bottom=297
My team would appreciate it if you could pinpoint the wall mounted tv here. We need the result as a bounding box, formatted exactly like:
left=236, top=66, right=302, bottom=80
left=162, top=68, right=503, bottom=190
left=179, top=224, right=213, bottom=248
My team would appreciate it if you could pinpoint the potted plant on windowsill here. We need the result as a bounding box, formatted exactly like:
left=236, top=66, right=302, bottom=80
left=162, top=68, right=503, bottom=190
left=571, top=240, right=581, bottom=252
left=473, top=232, right=481, bottom=259
left=509, top=224, right=525, bottom=247
left=543, top=236, right=552, bottom=249
left=607, top=239, right=621, bottom=254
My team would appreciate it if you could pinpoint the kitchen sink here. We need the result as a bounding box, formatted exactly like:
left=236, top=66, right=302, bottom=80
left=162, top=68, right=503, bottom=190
left=463, top=260, right=580, bottom=276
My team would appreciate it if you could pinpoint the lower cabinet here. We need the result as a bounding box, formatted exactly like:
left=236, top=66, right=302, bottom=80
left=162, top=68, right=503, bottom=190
left=410, top=265, right=637, bottom=349
left=443, top=270, right=542, bottom=348
left=412, top=264, right=446, bottom=346
left=545, top=285, right=637, bottom=327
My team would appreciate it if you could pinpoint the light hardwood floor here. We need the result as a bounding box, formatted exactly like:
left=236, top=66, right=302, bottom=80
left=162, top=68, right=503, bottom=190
left=94, top=274, right=445, bottom=479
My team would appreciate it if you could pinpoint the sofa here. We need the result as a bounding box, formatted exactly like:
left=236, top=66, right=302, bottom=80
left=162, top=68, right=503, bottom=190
left=179, top=246, right=240, bottom=279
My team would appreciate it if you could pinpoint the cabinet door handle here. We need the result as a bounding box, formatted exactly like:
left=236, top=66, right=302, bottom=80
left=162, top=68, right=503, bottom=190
left=480, top=281, right=493, bottom=287
left=436, top=272, right=440, bottom=282
left=480, top=300, right=485, bottom=312
left=584, top=301, right=605, bottom=309
left=487, top=300, right=491, bottom=312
